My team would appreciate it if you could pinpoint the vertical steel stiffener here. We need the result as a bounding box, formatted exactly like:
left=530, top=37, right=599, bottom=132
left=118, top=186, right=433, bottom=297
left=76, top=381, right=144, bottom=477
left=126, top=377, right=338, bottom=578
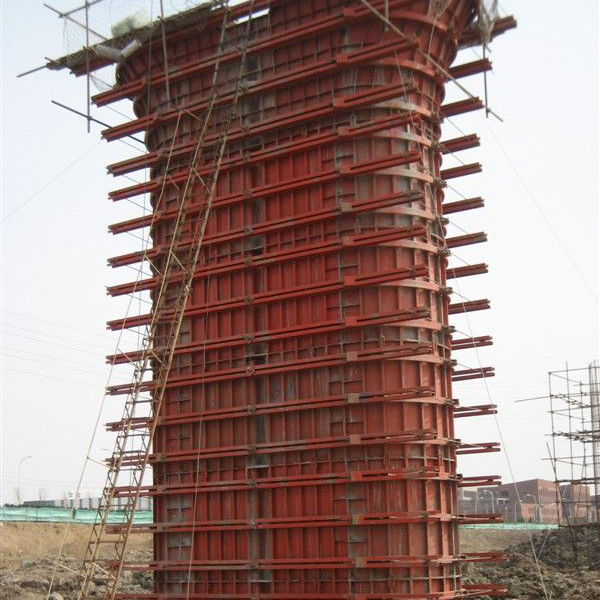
left=69, top=0, right=515, bottom=597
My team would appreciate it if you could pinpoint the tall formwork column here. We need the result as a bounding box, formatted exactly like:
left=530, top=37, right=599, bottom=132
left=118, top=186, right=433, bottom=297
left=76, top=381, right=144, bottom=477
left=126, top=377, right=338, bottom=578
left=93, top=0, right=512, bottom=597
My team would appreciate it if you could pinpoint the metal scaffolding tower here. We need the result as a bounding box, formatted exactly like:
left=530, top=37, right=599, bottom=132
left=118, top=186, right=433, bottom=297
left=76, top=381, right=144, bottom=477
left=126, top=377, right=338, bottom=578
left=548, top=361, right=600, bottom=567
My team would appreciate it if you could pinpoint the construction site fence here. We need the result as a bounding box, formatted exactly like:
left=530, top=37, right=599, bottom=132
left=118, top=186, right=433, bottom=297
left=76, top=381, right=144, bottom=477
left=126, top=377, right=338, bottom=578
left=0, top=506, right=559, bottom=529
left=461, top=523, right=559, bottom=530
left=0, top=506, right=153, bottom=524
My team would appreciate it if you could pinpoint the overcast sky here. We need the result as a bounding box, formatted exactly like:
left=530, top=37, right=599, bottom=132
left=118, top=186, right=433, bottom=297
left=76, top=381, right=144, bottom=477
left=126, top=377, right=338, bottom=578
left=1, top=0, right=598, bottom=505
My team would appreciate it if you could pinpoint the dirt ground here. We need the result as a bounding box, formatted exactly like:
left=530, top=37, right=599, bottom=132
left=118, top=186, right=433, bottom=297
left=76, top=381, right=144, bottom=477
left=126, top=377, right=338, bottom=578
left=463, top=527, right=600, bottom=600
left=0, top=522, right=152, bottom=599
left=0, top=522, right=151, bottom=568
left=0, top=522, right=528, bottom=567
left=460, top=528, right=532, bottom=553
left=1, top=523, right=598, bottom=599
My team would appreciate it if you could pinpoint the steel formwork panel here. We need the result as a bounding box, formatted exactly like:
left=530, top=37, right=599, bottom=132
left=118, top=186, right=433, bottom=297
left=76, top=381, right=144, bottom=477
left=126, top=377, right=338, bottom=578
left=93, top=0, right=510, bottom=597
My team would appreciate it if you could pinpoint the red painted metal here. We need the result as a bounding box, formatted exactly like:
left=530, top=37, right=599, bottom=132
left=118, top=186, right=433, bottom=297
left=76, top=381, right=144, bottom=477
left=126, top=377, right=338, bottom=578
left=446, top=263, right=488, bottom=279
left=442, top=197, right=484, bottom=214
left=448, top=59, right=492, bottom=80
left=95, top=0, right=514, bottom=597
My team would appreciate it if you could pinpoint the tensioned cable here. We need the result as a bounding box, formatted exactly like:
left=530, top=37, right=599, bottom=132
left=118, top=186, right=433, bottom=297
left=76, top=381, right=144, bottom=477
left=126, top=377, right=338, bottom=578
left=44, top=282, right=153, bottom=599
left=126, top=0, right=159, bottom=557
left=7, top=280, right=107, bottom=312
left=440, top=63, right=553, bottom=600
left=0, top=344, right=130, bottom=372
left=1, top=365, right=109, bottom=388
left=2, top=141, right=102, bottom=222
left=0, top=352, right=130, bottom=380
left=483, top=118, right=598, bottom=303
left=387, top=31, right=551, bottom=598
left=446, top=115, right=467, bottom=136
left=2, top=323, right=112, bottom=350
left=358, top=0, right=503, bottom=120
left=121, top=263, right=153, bottom=278
left=425, top=0, right=452, bottom=60
left=1, top=330, right=108, bottom=356
left=451, top=226, right=551, bottom=600
left=37, top=2, right=536, bottom=596
left=1, top=473, right=104, bottom=488
left=66, top=3, right=254, bottom=592
left=178, top=3, right=260, bottom=597
left=1, top=309, right=109, bottom=338
left=123, top=229, right=149, bottom=243
left=45, top=104, right=186, bottom=600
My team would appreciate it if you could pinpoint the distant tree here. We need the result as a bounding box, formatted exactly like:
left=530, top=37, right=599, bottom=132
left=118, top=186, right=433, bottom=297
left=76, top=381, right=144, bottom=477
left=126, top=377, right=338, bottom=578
left=14, top=486, right=21, bottom=505
left=38, top=487, right=48, bottom=501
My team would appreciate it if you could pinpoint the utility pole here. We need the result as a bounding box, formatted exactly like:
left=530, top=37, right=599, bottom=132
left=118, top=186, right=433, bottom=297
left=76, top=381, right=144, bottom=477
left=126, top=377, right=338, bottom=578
left=17, top=455, right=32, bottom=505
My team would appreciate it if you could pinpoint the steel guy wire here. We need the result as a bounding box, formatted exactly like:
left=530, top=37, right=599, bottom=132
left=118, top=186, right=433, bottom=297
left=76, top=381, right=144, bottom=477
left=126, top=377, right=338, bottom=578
left=2, top=323, right=113, bottom=351
left=358, top=0, right=503, bottom=120
left=1, top=141, right=102, bottom=222
left=1, top=365, right=108, bottom=388
left=183, top=4, right=257, bottom=597
left=482, top=117, right=598, bottom=303
left=1, top=330, right=109, bottom=356
left=387, top=39, right=551, bottom=598
left=72, top=4, right=248, bottom=587
left=1, top=309, right=109, bottom=338
left=451, top=244, right=551, bottom=600
left=45, top=110, right=186, bottom=600
left=6, top=280, right=107, bottom=312
left=1, top=474, right=105, bottom=488
left=0, top=344, right=129, bottom=371
left=0, top=352, right=130, bottom=380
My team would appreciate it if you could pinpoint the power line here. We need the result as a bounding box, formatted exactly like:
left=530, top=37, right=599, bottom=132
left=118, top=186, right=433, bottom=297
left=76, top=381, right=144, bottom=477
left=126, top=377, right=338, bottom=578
left=0, top=344, right=128, bottom=371
left=0, top=352, right=129, bottom=381
left=1, top=141, right=102, bottom=222
left=1, top=331, right=108, bottom=356
left=2, top=475, right=104, bottom=488
left=1, top=365, right=107, bottom=388
left=6, top=280, right=107, bottom=312
left=484, top=120, right=598, bottom=303
left=2, top=323, right=113, bottom=350
left=514, top=394, right=553, bottom=404
left=1, top=309, right=108, bottom=338
left=451, top=263, right=551, bottom=600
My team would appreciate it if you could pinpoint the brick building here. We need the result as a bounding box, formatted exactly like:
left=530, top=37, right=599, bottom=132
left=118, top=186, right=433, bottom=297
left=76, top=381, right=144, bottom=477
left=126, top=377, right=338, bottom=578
left=477, top=479, right=564, bottom=524
left=458, top=488, right=510, bottom=519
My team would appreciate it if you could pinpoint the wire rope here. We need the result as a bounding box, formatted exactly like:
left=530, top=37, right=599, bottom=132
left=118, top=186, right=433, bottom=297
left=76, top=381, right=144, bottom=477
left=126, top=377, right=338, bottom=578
left=2, top=141, right=102, bottom=222
left=382, top=21, right=552, bottom=598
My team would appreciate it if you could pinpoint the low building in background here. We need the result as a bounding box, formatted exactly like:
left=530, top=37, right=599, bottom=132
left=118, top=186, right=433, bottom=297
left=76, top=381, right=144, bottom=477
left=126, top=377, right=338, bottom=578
left=485, top=478, right=563, bottom=523
left=23, top=496, right=153, bottom=511
left=458, top=488, right=510, bottom=518
left=458, top=479, right=580, bottom=524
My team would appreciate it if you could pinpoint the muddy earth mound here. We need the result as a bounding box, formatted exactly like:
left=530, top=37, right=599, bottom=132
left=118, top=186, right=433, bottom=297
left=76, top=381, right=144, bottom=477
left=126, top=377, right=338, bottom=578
left=0, top=554, right=153, bottom=600
left=464, top=527, right=600, bottom=600
left=1, top=524, right=598, bottom=599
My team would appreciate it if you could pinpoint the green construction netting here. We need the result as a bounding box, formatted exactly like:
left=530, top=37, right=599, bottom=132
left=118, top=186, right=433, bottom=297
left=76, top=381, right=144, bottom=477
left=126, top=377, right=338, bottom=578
left=0, top=506, right=153, bottom=524
left=0, top=507, right=558, bottom=529
left=461, top=522, right=558, bottom=530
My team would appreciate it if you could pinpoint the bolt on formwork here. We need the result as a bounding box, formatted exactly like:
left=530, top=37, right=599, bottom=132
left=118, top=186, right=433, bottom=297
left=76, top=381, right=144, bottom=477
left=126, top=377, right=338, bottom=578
left=547, top=361, right=600, bottom=569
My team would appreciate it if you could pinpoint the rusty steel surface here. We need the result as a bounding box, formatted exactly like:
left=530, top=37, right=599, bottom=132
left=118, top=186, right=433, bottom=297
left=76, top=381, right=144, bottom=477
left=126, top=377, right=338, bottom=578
left=98, top=0, right=514, bottom=597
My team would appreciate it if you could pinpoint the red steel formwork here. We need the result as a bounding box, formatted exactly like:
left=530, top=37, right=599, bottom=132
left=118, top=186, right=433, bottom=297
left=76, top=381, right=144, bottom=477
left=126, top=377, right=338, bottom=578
left=85, top=0, right=514, bottom=598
